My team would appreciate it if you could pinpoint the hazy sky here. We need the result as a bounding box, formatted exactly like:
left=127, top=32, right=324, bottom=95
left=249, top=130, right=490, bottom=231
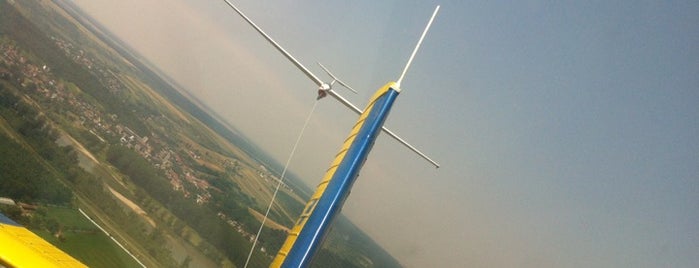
left=69, top=0, right=698, bottom=267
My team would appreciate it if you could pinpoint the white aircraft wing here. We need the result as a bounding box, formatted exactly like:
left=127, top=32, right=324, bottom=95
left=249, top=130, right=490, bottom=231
left=222, top=0, right=324, bottom=87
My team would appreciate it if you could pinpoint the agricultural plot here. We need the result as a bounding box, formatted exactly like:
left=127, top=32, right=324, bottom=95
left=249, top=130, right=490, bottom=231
left=34, top=206, right=141, bottom=268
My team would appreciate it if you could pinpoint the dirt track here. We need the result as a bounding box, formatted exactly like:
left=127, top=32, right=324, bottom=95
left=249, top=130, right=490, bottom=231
left=107, top=186, right=157, bottom=228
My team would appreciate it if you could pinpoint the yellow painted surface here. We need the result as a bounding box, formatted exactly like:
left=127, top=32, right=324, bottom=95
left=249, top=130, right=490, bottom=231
left=270, top=82, right=396, bottom=267
left=0, top=223, right=87, bottom=268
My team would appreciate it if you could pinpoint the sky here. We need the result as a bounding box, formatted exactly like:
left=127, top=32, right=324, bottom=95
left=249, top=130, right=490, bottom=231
left=68, top=0, right=698, bottom=267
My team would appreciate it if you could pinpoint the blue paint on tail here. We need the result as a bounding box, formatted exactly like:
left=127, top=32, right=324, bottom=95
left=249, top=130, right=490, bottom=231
left=282, top=88, right=400, bottom=267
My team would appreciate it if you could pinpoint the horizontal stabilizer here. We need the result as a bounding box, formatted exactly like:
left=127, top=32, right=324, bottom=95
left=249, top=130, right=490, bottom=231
left=327, top=90, right=440, bottom=168
left=318, top=62, right=358, bottom=94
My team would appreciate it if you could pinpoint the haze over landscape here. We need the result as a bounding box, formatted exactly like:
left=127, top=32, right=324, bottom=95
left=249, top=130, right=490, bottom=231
left=9, top=0, right=699, bottom=267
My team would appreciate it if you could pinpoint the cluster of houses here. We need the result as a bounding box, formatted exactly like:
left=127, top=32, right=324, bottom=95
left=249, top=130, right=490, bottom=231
left=53, top=37, right=126, bottom=94
left=52, top=36, right=95, bottom=71
left=2, top=37, right=293, bottom=247
left=217, top=211, right=262, bottom=248
left=258, top=165, right=292, bottom=192
left=1, top=38, right=215, bottom=205
left=1, top=40, right=112, bottom=141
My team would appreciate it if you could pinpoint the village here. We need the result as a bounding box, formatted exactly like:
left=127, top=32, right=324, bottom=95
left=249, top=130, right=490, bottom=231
left=0, top=37, right=286, bottom=216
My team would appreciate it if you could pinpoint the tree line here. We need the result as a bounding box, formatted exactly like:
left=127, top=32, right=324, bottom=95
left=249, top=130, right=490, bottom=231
left=0, top=85, right=72, bottom=205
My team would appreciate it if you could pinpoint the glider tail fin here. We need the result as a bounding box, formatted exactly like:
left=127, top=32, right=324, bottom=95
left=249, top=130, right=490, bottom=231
left=318, top=62, right=358, bottom=94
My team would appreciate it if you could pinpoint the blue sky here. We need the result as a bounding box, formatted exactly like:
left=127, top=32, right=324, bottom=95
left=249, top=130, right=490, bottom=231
left=70, top=0, right=698, bottom=266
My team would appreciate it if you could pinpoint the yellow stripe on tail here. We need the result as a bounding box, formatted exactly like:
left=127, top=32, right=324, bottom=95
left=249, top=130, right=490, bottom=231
left=270, top=82, right=396, bottom=267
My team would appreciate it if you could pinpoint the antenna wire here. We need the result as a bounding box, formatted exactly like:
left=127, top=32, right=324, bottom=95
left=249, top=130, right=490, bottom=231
left=244, top=100, right=319, bottom=267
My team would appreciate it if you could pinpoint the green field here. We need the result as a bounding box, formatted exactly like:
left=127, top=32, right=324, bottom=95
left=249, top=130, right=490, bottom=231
left=44, top=206, right=94, bottom=229
left=34, top=206, right=141, bottom=268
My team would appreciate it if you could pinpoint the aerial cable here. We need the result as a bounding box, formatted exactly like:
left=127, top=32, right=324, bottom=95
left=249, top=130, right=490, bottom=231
left=244, top=99, right=319, bottom=268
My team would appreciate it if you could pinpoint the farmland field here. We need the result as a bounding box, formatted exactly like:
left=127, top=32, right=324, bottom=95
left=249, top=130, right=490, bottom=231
left=34, top=206, right=141, bottom=268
